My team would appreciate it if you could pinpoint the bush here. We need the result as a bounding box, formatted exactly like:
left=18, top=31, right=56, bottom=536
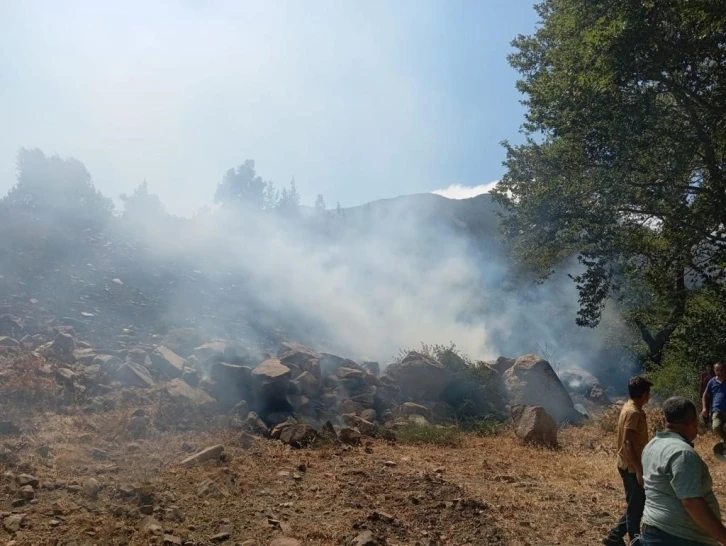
left=647, top=355, right=700, bottom=404
left=399, top=342, right=508, bottom=425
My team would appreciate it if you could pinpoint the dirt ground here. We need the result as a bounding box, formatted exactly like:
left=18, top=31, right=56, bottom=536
left=1, top=405, right=725, bottom=546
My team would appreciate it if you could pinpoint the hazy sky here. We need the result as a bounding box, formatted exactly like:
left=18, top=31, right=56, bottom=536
left=1, top=1, right=539, bottom=216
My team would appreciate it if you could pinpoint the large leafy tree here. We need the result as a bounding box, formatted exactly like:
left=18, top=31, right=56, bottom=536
left=492, top=0, right=726, bottom=364
left=1, top=148, right=113, bottom=228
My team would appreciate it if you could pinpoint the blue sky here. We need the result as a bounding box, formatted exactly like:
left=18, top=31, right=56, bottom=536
left=0, top=1, right=539, bottom=216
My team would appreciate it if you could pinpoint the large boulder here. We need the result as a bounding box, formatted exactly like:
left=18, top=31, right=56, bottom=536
left=294, top=371, right=320, bottom=398
left=492, top=356, right=516, bottom=375
left=150, top=346, right=186, bottom=378
left=277, top=342, right=321, bottom=379
left=512, top=405, right=558, bottom=448
left=207, top=363, right=254, bottom=411
left=274, top=423, right=318, bottom=448
left=251, top=358, right=293, bottom=418
left=0, top=337, right=20, bottom=348
left=559, top=369, right=600, bottom=397
left=0, top=315, right=23, bottom=338
left=385, top=352, right=451, bottom=400
left=161, top=379, right=217, bottom=413
left=115, top=361, right=155, bottom=388
left=193, top=342, right=227, bottom=363
left=38, top=332, right=76, bottom=362
left=504, top=355, right=582, bottom=424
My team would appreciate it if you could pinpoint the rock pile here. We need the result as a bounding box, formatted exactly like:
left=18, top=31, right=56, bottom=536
left=0, top=314, right=595, bottom=447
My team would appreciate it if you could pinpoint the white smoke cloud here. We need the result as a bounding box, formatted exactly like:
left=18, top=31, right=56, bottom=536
left=431, top=181, right=499, bottom=200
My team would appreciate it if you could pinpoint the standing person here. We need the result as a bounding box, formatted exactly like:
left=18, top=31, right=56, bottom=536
left=603, top=376, right=653, bottom=546
left=701, top=363, right=716, bottom=424
left=702, top=363, right=726, bottom=443
left=640, top=397, right=726, bottom=545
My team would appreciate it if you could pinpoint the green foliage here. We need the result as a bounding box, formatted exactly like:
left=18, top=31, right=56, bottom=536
left=314, top=194, right=326, bottom=211
left=214, top=159, right=279, bottom=211
left=646, top=357, right=700, bottom=404
left=646, top=287, right=726, bottom=400
left=395, top=424, right=462, bottom=447
left=493, top=0, right=726, bottom=366
left=277, top=178, right=301, bottom=215
left=398, top=343, right=507, bottom=424
left=1, top=148, right=113, bottom=228
left=460, top=417, right=505, bottom=437
left=120, top=181, right=166, bottom=223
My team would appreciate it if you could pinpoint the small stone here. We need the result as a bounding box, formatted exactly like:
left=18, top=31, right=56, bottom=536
left=3, top=514, right=25, bottom=533
left=84, top=478, right=101, bottom=498
left=339, top=427, right=362, bottom=445
left=350, top=530, right=380, bottom=546
left=197, top=479, right=223, bottom=498
left=16, top=474, right=39, bottom=488
left=384, top=461, right=397, bottom=467
left=18, top=485, right=35, bottom=500
left=180, top=445, right=224, bottom=467
left=269, top=539, right=301, bottom=546
left=163, top=535, right=183, bottom=546
left=210, top=532, right=231, bottom=543
left=139, top=516, right=163, bottom=535
left=369, top=511, right=394, bottom=524
left=165, top=506, right=186, bottom=522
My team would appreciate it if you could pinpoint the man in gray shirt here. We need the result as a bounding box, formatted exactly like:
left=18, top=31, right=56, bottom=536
left=640, top=397, right=726, bottom=545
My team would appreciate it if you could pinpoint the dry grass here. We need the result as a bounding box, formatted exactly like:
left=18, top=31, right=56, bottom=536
left=2, top=388, right=726, bottom=545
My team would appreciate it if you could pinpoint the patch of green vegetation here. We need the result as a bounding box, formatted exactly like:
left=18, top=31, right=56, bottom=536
left=461, top=417, right=505, bottom=437
left=395, top=424, right=462, bottom=447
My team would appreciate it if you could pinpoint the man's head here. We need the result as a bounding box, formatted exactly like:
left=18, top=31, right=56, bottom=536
left=706, top=362, right=715, bottom=373
left=628, top=376, right=653, bottom=404
left=663, top=397, right=699, bottom=442
left=715, top=362, right=726, bottom=381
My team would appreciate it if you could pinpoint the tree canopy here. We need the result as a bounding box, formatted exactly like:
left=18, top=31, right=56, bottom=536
left=492, top=0, right=726, bottom=366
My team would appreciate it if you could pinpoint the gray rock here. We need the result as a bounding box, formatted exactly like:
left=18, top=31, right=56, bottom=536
left=3, top=513, right=25, bottom=532
left=339, top=427, right=362, bottom=445
left=151, top=345, right=186, bottom=378
left=386, top=352, right=451, bottom=400
left=115, top=361, right=154, bottom=388
left=350, top=530, right=380, bottom=546
left=342, top=414, right=376, bottom=436
left=277, top=424, right=318, bottom=448
left=162, top=378, right=217, bottom=412
left=399, top=402, right=432, bottom=420
left=504, top=355, right=582, bottom=425
left=180, top=444, right=225, bottom=467
left=512, top=405, right=558, bottom=448
left=0, top=337, right=20, bottom=348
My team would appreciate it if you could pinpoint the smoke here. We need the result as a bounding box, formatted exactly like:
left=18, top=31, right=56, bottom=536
left=122, top=189, right=635, bottom=387
left=0, top=150, right=636, bottom=391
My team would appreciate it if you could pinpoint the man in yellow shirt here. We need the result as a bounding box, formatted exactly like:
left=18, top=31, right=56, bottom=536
left=603, top=376, right=653, bottom=546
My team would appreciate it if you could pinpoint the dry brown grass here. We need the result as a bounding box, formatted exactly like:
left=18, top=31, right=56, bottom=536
left=2, top=393, right=726, bottom=545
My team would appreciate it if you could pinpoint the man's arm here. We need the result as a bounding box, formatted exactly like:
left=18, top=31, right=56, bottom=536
left=682, top=498, right=726, bottom=544
left=703, top=385, right=712, bottom=417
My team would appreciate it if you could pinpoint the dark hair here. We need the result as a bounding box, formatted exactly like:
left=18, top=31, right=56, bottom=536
left=628, top=376, right=653, bottom=399
left=662, top=397, right=697, bottom=425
